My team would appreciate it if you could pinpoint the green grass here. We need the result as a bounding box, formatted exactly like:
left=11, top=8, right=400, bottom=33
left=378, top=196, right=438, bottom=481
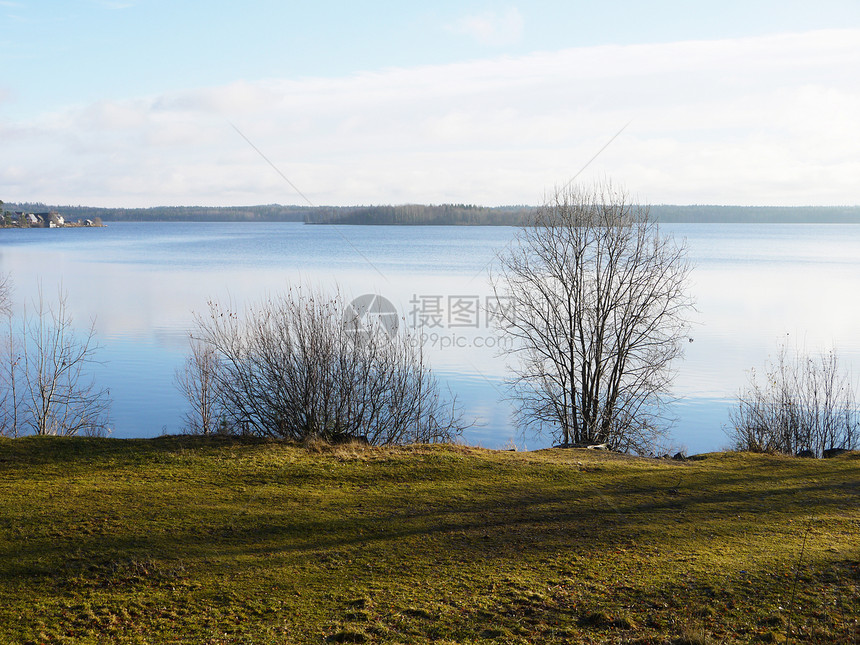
left=0, top=436, right=857, bottom=644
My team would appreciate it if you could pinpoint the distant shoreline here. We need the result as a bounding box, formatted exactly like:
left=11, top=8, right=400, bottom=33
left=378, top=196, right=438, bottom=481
left=6, top=203, right=860, bottom=225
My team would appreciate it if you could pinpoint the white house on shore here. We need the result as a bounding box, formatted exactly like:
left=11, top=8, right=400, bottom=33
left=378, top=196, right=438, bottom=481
left=5, top=210, right=97, bottom=228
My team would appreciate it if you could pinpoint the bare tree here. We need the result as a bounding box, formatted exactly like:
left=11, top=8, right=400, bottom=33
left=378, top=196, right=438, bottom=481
left=0, top=272, right=10, bottom=317
left=1, top=314, right=24, bottom=438
left=175, top=337, right=226, bottom=436
left=491, top=180, right=692, bottom=453
left=191, top=286, right=465, bottom=445
left=0, top=273, right=23, bottom=437
left=728, top=342, right=858, bottom=457
left=18, top=286, right=111, bottom=436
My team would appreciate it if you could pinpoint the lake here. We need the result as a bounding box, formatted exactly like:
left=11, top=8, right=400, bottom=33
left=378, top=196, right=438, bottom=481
left=2, top=221, right=860, bottom=453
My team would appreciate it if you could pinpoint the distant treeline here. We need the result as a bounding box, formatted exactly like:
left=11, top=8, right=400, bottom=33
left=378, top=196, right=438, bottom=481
left=650, top=205, right=860, bottom=224
left=304, top=204, right=532, bottom=225
left=8, top=202, right=860, bottom=225
left=308, top=204, right=860, bottom=225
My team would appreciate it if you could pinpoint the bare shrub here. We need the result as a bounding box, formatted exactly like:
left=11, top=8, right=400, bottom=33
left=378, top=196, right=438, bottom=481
left=1, top=283, right=110, bottom=436
left=0, top=313, right=24, bottom=437
left=188, top=286, right=465, bottom=445
left=0, top=272, right=10, bottom=317
left=491, top=180, right=692, bottom=453
left=175, top=337, right=226, bottom=436
left=728, top=341, right=858, bottom=457
left=0, top=273, right=22, bottom=436
left=19, top=286, right=111, bottom=436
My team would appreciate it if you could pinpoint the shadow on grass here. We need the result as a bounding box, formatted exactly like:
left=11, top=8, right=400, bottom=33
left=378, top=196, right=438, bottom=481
left=1, top=437, right=858, bottom=643
left=3, top=443, right=856, bottom=581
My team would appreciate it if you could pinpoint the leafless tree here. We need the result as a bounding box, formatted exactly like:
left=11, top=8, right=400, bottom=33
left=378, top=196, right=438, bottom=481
left=191, top=286, right=465, bottom=445
left=18, top=286, right=111, bottom=436
left=0, top=273, right=23, bottom=436
left=728, top=342, right=858, bottom=456
left=0, top=273, right=11, bottom=317
left=175, top=337, right=226, bottom=436
left=491, top=180, right=693, bottom=453
left=1, top=314, right=24, bottom=438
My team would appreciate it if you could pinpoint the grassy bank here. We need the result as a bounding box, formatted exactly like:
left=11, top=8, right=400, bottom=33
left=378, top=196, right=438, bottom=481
left=0, top=436, right=857, bottom=644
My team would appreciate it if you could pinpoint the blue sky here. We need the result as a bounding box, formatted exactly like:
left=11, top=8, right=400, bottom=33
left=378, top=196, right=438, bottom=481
left=2, top=1, right=860, bottom=206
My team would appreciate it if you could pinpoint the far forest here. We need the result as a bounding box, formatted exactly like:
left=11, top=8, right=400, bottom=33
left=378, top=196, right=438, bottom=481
left=5, top=202, right=860, bottom=226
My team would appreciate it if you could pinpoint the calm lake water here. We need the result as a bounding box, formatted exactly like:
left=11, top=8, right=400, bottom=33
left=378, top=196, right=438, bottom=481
left=2, top=221, right=860, bottom=453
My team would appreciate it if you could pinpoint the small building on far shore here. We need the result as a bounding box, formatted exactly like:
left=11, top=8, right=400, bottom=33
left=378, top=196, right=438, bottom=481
left=3, top=209, right=100, bottom=229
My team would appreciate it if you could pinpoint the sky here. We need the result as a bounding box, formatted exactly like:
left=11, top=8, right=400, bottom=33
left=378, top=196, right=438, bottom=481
left=2, top=0, right=859, bottom=207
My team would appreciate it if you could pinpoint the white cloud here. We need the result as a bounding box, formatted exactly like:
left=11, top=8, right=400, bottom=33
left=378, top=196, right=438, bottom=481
left=3, top=29, right=859, bottom=207
left=447, top=7, right=524, bottom=46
